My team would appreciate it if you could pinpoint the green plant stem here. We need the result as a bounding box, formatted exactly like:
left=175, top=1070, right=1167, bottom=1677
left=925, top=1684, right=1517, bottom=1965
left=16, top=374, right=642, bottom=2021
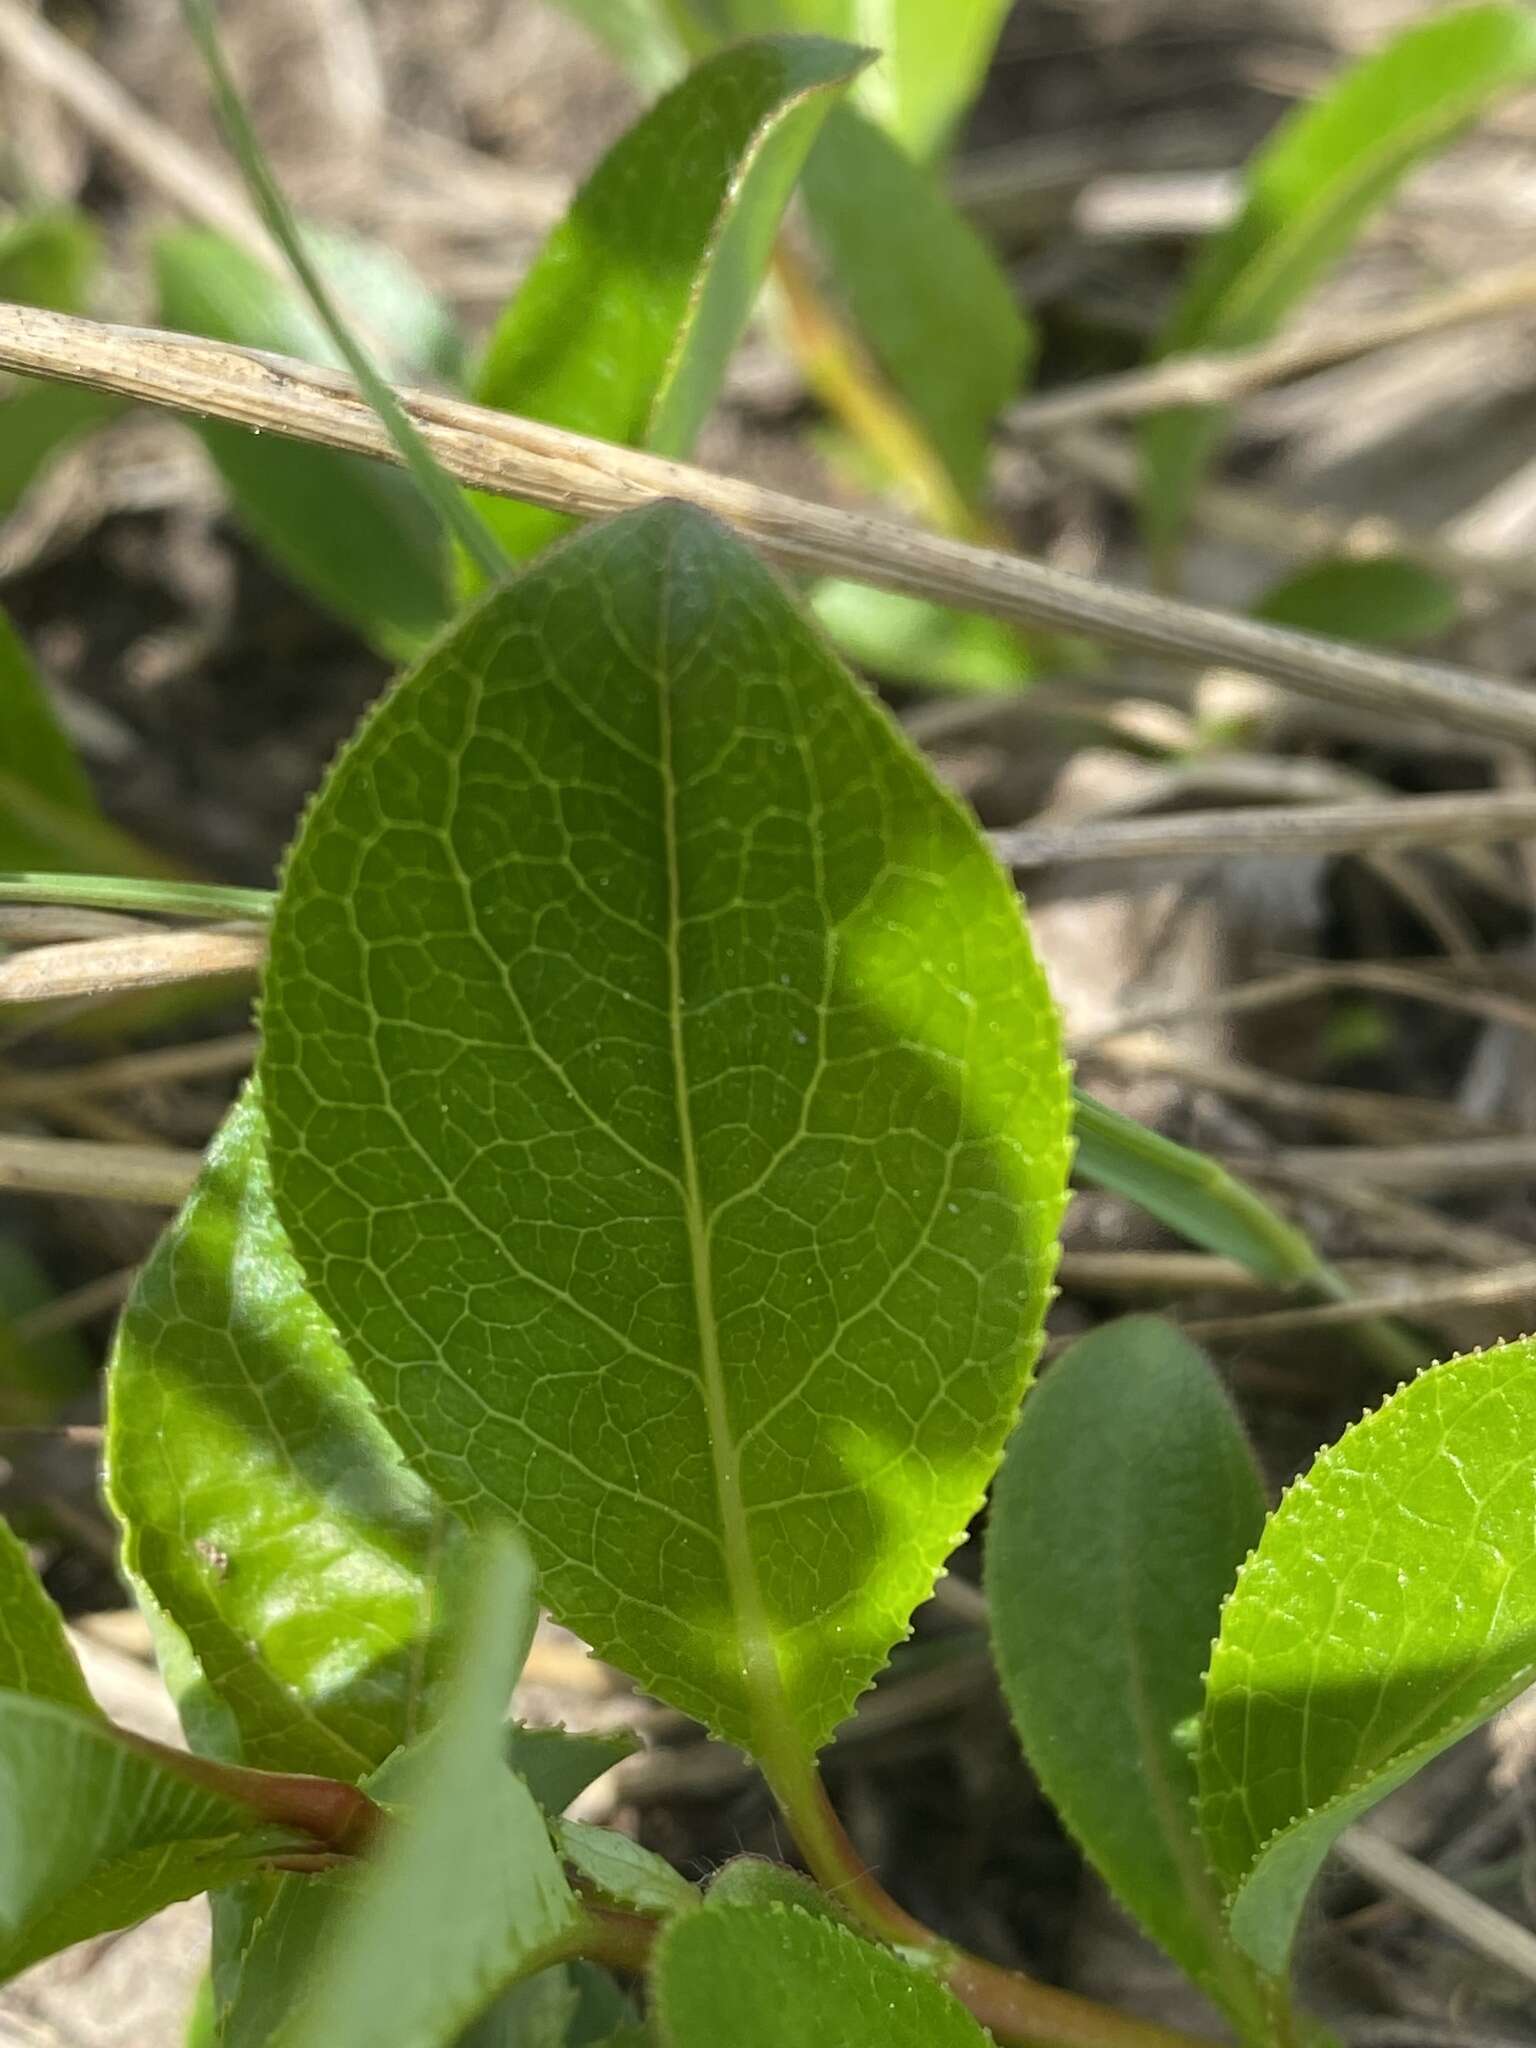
left=0, top=871, right=275, bottom=921
left=772, top=1764, right=1211, bottom=2048
left=177, top=0, right=507, bottom=586
left=1072, top=1087, right=1423, bottom=1377
left=568, top=1902, right=659, bottom=1977
left=114, top=1725, right=382, bottom=1854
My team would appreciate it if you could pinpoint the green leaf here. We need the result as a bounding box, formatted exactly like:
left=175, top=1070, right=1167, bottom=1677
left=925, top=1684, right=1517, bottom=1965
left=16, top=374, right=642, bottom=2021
left=1253, top=556, right=1460, bottom=647
left=260, top=500, right=1070, bottom=1768
left=1140, top=3, right=1536, bottom=562
left=470, top=37, right=862, bottom=564
left=0, top=211, right=119, bottom=518
left=0, top=605, right=89, bottom=868
left=245, top=1532, right=577, bottom=2048
left=154, top=231, right=452, bottom=656
left=705, top=1857, right=844, bottom=1921
left=1071, top=1089, right=1325, bottom=1289
left=0, top=210, right=98, bottom=309
left=0, top=609, right=166, bottom=883
left=556, top=1821, right=698, bottom=1918
left=505, top=1725, right=639, bottom=1819
left=654, top=1902, right=991, bottom=2048
left=0, top=1695, right=290, bottom=1981
left=798, top=105, right=1030, bottom=505
left=0, top=1515, right=95, bottom=1714
left=107, top=1085, right=456, bottom=1780
left=674, top=0, right=1008, bottom=161
left=987, top=1319, right=1268, bottom=2023
left=1198, top=1335, right=1536, bottom=1974
left=810, top=581, right=1027, bottom=693
left=552, top=0, right=688, bottom=91
left=849, top=0, right=1012, bottom=162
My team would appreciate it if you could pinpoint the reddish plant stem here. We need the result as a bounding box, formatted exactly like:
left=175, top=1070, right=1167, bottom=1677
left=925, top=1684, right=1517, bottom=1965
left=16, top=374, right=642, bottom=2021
left=776, top=1768, right=1214, bottom=2048
left=114, top=1727, right=382, bottom=1855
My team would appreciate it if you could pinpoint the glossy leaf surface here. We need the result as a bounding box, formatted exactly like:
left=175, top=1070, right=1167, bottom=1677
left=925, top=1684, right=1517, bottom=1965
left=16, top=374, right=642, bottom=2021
left=1199, top=1336, right=1536, bottom=1973
left=654, top=1902, right=991, bottom=2048
left=261, top=501, right=1069, bottom=1763
left=252, top=1532, right=575, bottom=2048
left=1140, top=3, right=1536, bottom=561
left=471, top=37, right=860, bottom=562
left=557, top=1821, right=697, bottom=1917
left=155, top=231, right=452, bottom=656
left=0, top=1516, right=95, bottom=1714
left=107, top=1086, right=454, bottom=1780
left=988, top=1319, right=1266, bottom=2019
left=0, top=1695, right=289, bottom=1980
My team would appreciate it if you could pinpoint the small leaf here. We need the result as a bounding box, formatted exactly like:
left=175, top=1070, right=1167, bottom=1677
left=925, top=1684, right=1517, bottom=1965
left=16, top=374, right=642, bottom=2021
left=0, top=211, right=118, bottom=518
left=654, top=1902, right=992, bottom=2048
left=247, top=1531, right=577, bottom=2048
left=0, top=605, right=158, bottom=881
left=154, top=231, right=451, bottom=656
left=810, top=581, right=1027, bottom=693
left=1253, top=556, right=1460, bottom=647
left=1140, top=3, right=1536, bottom=562
left=988, top=1319, right=1268, bottom=2024
left=1199, top=1335, right=1536, bottom=1974
left=705, top=1857, right=844, bottom=1921
left=0, top=1695, right=290, bottom=1981
left=1072, top=1089, right=1324, bottom=1289
left=0, top=1516, right=95, bottom=1714
left=798, top=105, right=1030, bottom=504
left=470, top=37, right=863, bottom=563
left=107, top=1085, right=456, bottom=1780
left=505, top=1725, right=639, bottom=1819
left=260, top=501, right=1069, bottom=1766
left=557, top=1821, right=698, bottom=1918
left=674, top=0, right=1009, bottom=161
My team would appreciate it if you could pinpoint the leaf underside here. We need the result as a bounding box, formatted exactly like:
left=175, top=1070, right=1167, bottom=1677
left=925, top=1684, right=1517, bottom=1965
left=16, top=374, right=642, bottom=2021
left=260, top=500, right=1069, bottom=1762
left=107, top=1085, right=455, bottom=1780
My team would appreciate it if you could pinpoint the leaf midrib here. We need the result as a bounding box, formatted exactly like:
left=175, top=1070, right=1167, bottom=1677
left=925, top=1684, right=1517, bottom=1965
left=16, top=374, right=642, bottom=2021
left=656, top=591, right=783, bottom=1755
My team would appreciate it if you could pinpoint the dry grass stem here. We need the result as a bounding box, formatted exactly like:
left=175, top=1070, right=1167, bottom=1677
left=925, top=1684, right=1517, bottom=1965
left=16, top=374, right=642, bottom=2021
left=13, top=1266, right=138, bottom=1341
left=4, top=303, right=1536, bottom=744
left=0, top=1031, right=260, bottom=1108
left=1252, top=1136, right=1536, bottom=1194
left=0, top=1134, right=200, bottom=1205
left=1075, top=960, right=1536, bottom=1052
left=0, top=928, right=266, bottom=1005
left=0, top=0, right=268, bottom=263
left=1004, top=258, right=1536, bottom=434
left=1180, top=1261, right=1536, bottom=1340
left=993, top=791, right=1536, bottom=873
left=1334, top=1827, right=1536, bottom=1992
